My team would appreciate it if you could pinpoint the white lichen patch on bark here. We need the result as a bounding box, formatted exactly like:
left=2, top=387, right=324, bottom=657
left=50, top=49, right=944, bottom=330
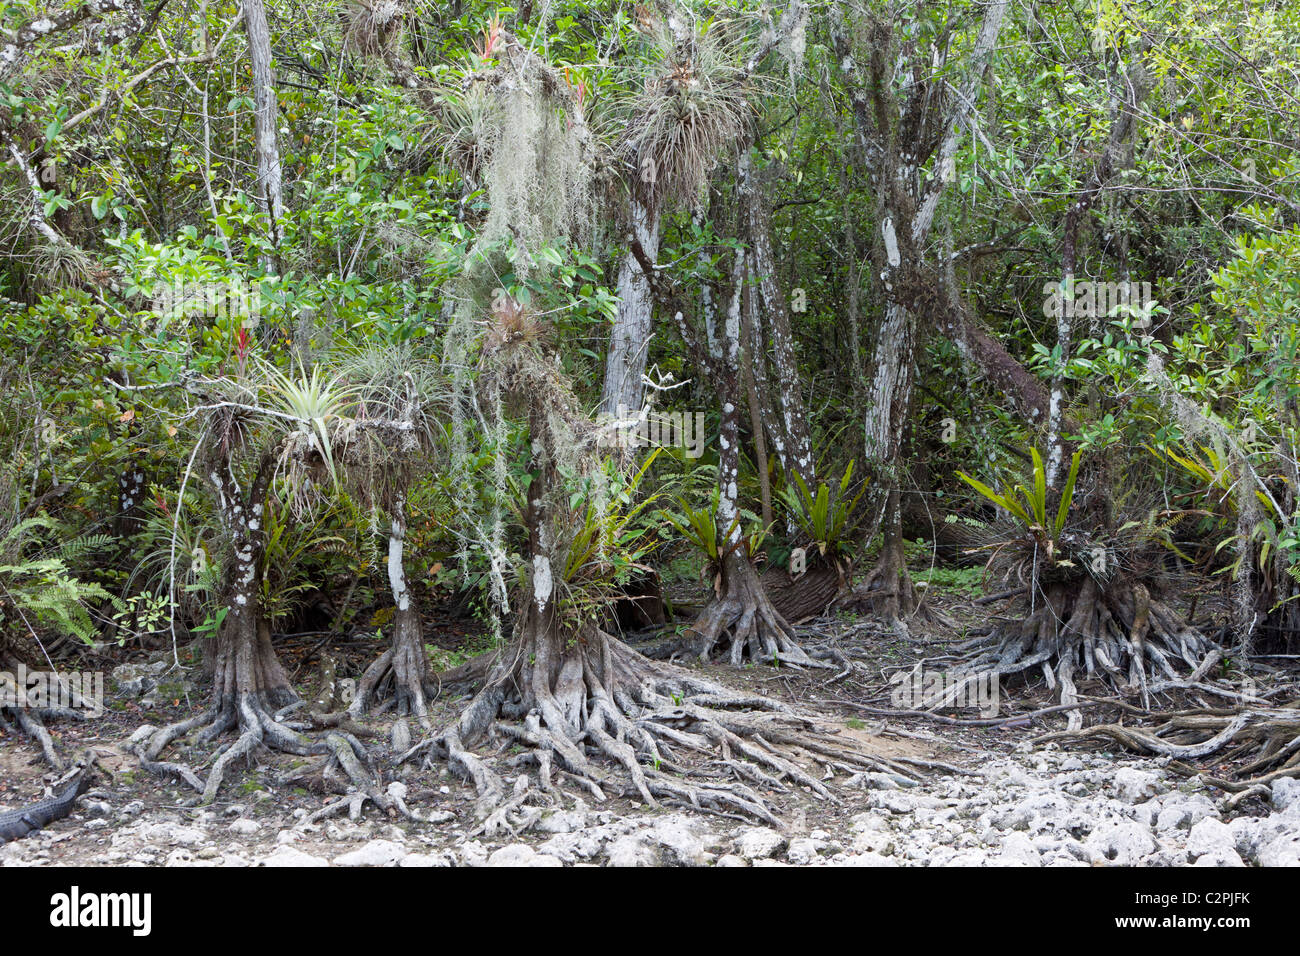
left=533, top=554, right=553, bottom=612
left=882, top=216, right=901, bottom=267
left=388, top=514, right=410, bottom=612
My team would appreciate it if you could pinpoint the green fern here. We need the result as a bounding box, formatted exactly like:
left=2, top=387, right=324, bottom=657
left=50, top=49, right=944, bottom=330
left=0, top=547, right=118, bottom=645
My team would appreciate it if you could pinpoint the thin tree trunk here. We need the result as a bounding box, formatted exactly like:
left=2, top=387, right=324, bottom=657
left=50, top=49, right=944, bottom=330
left=682, top=250, right=817, bottom=665
left=739, top=151, right=815, bottom=486
left=744, top=271, right=791, bottom=478
left=242, top=0, right=284, bottom=261
left=860, top=297, right=920, bottom=620
left=386, top=493, right=430, bottom=718
left=924, top=279, right=1055, bottom=428
left=844, top=210, right=867, bottom=464
left=113, top=372, right=148, bottom=538
left=599, top=195, right=660, bottom=419
left=714, top=254, right=745, bottom=554
left=741, top=273, right=773, bottom=530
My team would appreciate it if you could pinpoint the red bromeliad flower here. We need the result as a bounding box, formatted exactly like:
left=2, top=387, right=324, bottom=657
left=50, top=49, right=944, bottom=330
left=234, top=324, right=252, bottom=379
left=563, top=68, right=587, bottom=130
left=477, top=15, right=503, bottom=62
left=563, top=67, right=588, bottom=108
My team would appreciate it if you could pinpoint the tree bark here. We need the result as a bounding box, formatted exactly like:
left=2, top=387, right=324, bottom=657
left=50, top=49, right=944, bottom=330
left=739, top=151, right=815, bottom=486
left=386, top=494, right=430, bottom=717
left=599, top=195, right=660, bottom=419
left=741, top=275, right=773, bottom=530
left=242, top=0, right=284, bottom=260
left=206, top=451, right=294, bottom=717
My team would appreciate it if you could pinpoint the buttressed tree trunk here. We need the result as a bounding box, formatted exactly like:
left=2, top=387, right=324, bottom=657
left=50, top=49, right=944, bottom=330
left=859, top=299, right=918, bottom=621
left=174, top=446, right=314, bottom=802
left=691, top=254, right=813, bottom=664
left=398, top=314, right=902, bottom=826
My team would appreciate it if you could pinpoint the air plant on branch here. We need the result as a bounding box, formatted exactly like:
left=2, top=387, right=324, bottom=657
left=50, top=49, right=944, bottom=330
left=263, top=362, right=358, bottom=512
left=617, top=14, right=754, bottom=209
left=343, top=1, right=407, bottom=57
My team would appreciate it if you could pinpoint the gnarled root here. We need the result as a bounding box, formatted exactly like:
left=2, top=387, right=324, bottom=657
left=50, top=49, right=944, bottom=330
left=1037, top=704, right=1300, bottom=793
left=346, top=609, right=439, bottom=728
left=839, top=549, right=953, bottom=634
left=949, top=576, right=1221, bottom=727
left=854, top=547, right=920, bottom=625
left=135, top=689, right=398, bottom=809
left=400, top=607, right=919, bottom=831
left=0, top=652, right=98, bottom=770
left=687, top=552, right=825, bottom=668
left=131, top=617, right=390, bottom=807
left=837, top=489, right=935, bottom=632
left=0, top=706, right=67, bottom=770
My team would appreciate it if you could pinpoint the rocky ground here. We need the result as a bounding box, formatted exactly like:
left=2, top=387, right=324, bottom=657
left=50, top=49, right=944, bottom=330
left=3, top=721, right=1298, bottom=867
left=2, top=599, right=1298, bottom=867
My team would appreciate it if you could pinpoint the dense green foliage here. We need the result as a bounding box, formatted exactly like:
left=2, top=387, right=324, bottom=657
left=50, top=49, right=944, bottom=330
left=2, top=0, right=1299, bottom=662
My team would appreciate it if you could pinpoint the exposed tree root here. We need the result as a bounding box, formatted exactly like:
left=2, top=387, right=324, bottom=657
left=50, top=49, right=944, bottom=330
left=687, top=552, right=825, bottom=668
left=131, top=615, right=391, bottom=806
left=946, top=576, right=1220, bottom=729
left=0, top=650, right=97, bottom=770
left=346, top=630, right=436, bottom=728
left=1037, top=703, right=1300, bottom=792
left=342, top=629, right=500, bottom=734
left=1, top=706, right=62, bottom=769
left=839, top=487, right=935, bottom=631
left=135, top=690, right=397, bottom=809
left=400, top=608, right=919, bottom=830
left=855, top=546, right=921, bottom=625
left=128, top=711, right=209, bottom=791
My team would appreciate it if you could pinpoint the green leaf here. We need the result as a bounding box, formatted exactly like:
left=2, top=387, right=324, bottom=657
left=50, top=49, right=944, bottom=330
left=958, top=471, right=1030, bottom=525
left=1030, top=448, right=1047, bottom=528
left=1054, top=450, right=1082, bottom=537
